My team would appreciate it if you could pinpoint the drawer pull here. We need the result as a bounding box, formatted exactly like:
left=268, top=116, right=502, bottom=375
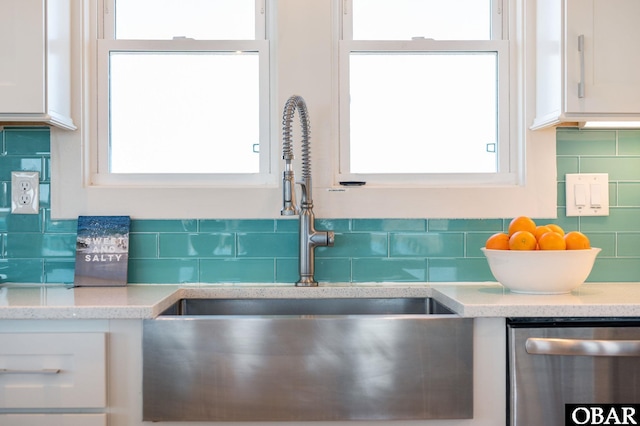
left=0, top=368, right=61, bottom=375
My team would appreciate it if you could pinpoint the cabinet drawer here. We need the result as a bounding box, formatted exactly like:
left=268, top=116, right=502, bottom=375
left=0, top=413, right=106, bottom=426
left=0, top=333, right=106, bottom=409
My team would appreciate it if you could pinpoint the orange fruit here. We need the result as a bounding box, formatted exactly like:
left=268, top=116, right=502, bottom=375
left=508, top=216, right=537, bottom=236
left=534, top=225, right=552, bottom=240
left=485, top=233, right=510, bottom=250
left=538, top=232, right=567, bottom=250
left=545, top=223, right=565, bottom=236
left=564, top=231, right=590, bottom=250
left=509, top=231, right=537, bottom=250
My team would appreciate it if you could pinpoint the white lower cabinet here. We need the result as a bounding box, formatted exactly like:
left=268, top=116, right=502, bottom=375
left=0, top=332, right=106, bottom=424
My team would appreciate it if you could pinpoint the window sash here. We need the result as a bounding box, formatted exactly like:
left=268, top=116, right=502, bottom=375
left=94, top=39, right=272, bottom=186
left=341, top=0, right=505, bottom=41
left=337, top=39, right=513, bottom=186
left=100, top=0, right=267, bottom=41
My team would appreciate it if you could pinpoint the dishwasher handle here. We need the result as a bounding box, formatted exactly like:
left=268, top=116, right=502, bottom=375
left=525, top=337, right=640, bottom=357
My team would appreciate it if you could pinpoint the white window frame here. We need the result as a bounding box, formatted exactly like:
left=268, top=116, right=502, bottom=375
left=94, top=40, right=271, bottom=186
left=338, top=41, right=511, bottom=185
left=339, top=1, right=511, bottom=185
left=51, top=0, right=557, bottom=220
left=95, top=0, right=272, bottom=187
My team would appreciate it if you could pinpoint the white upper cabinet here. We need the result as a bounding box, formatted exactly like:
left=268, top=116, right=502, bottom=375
left=0, top=0, right=75, bottom=130
left=533, top=0, right=640, bottom=129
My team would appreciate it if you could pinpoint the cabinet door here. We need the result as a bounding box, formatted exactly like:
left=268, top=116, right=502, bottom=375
left=0, top=0, right=45, bottom=114
left=566, top=0, right=640, bottom=114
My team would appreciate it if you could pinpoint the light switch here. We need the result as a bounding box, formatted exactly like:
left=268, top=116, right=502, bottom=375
left=590, top=183, right=602, bottom=207
left=575, top=184, right=587, bottom=206
left=565, top=173, right=609, bottom=216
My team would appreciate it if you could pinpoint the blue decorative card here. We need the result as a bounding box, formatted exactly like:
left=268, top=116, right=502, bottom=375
left=74, top=216, right=130, bottom=287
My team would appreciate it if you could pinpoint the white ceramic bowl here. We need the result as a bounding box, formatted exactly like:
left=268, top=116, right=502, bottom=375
left=481, top=247, right=601, bottom=294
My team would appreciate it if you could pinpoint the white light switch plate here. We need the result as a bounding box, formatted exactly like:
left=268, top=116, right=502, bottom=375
left=565, top=173, right=609, bottom=216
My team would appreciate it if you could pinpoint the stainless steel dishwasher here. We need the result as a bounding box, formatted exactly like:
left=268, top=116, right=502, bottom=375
left=508, top=317, right=640, bottom=426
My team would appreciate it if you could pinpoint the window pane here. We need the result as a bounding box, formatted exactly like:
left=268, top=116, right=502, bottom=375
left=109, top=52, right=260, bottom=174
left=349, top=53, right=497, bottom=174
left=115, top=0, right=255, bottom=40
left=352, top=0, right=492, bottom=40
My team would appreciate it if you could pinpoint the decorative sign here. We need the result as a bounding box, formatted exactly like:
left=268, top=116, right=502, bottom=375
left=74, top=216, right=130, bottom=287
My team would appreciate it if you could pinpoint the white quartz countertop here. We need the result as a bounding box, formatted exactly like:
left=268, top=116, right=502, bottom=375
left=1, top=282, right=640, bottom=319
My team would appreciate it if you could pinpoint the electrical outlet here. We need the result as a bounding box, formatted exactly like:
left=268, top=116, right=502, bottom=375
left=11, top=171, right=40, bottom=214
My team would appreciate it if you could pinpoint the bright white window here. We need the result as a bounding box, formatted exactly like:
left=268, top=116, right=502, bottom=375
left=339, top=0, right=511, bottom=184
left=96, top=0, right=269, bottom=180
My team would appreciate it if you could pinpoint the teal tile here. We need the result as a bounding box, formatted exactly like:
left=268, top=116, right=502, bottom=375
left=466, top=232, right=498, bottom=256
left=38, top=183, right=50, bottom=208
left=159, top=233, right=234, bottom=257
left=276, top=258, right=352, bottom=283
left=390, top=233, right=464, bottom=257
left=200, top=258, right=275, bottom=283
left=128, top=259, right=199, bottom=283
left=129, top=233, right=158, bottom=258
left=200, top=219, right=275, bottom=232
left=4, top=128, right=50, bottom=155
left=581, top=208, right=640, bottom=232
left=0, top=157, right=43, bottom=181
left=352, top=258, right=427, bottom=282
left=617, top=233, right=640, bottom=256
left=585, top=233, right=615, bottom=256
left=42, top=156, right=51, bottom=182
left=44, top=213, right=77, bottom=233
left=556, top=156, right=579, bottom=177
left=0, top=259, right=44, bottom=283
left=314, top=258, right=351, bottom=282
left=275, top=258, right=298, bottom=283
left=5, top=212, right=42, bottom=232
left=618, top=183, right=640, bottom=207
left=44, top=260, right=75, bottom=284
left=429, top=258, right=494, bottom=282
left=428, top=219, right=502, bottom=232
left=0, top=182, right=8, bottom=209
left=587, top=258, right=640, bottom=282
left=320, top=232, right=387, bottom=257
left=557, top=182, right=566, bottom=207
left=580, top=157, right=640, bottom=180
left=275, top=218, right=299, bottom=232
left=315, top=219, right=351, bottom=232
left=5, top=233, right=75, bottom=258
left=130, top=220, right=197, bottom=233
left=617, top=130, right=640, bottom=155
left=0, top=209, right=6, bottom=232
left=238, top=232, right=297, bottom=257
left=352, top=219, right=425, bottom=232
left=556, top=129, right=617, bottom=155
left=608, top=182, right=618, bottom=207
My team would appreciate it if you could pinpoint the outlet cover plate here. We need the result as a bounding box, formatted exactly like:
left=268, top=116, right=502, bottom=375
left=11, top=171, right=40, bottom=214
left=565, top=173, right=609, bottom=216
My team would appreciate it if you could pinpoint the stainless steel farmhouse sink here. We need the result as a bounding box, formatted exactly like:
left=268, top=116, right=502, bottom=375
left=143, top=297, right=473, bottom=422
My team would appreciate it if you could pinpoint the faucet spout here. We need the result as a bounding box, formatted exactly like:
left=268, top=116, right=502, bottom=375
left=281, top=95, right=335, bottom=287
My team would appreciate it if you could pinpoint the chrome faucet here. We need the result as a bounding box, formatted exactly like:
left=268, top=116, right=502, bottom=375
left=281, top=95, right=335, bottom=286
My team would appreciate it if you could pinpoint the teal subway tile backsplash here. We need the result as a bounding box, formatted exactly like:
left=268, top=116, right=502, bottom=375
left=618, top=130, right=640, bottom=155
left=556, top=129, right=617, bottom=155
left=2, top=126, right=640, bottom=284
